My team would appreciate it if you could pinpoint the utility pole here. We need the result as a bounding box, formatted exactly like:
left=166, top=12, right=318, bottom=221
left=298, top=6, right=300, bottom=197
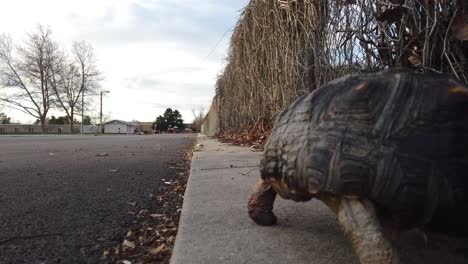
left=81, top=88, right=84, bottom=134
left=100, top=91, right=103, bottom=134
left=100, top=90, right=110, bottom=134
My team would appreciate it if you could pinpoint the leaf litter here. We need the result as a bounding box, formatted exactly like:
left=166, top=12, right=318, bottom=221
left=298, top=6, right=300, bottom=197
left=105, top=147, right=194, bottom=263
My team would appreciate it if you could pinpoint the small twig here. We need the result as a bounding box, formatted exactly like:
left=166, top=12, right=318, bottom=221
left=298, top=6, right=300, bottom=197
left=0, top=233, right=63, bottom=245
left=422, top=67, right=443, bottom=74
left=240, top=168, right=257, bottom=176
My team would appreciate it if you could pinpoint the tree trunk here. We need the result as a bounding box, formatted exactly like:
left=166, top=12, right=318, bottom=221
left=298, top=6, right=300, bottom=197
left=70, top=110, right=74, bottom=134
left=40, top=116, right=47, bottom=134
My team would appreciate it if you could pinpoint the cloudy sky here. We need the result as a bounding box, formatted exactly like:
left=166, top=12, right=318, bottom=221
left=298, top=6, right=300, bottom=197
left=0, top=0, right=248, bottom=123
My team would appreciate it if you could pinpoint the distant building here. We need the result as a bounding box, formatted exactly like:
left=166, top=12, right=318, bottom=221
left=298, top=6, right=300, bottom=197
left=103, top=120, right=136, bottom=134
left=135, top=122, right=154, bottom=134
left=181, top=128, right=194, bottom=133
left=167, top=126, right=177, bottom=133
left=0, top=124, right=80, bottom=134
left=81, top=125, right=100, bottom=134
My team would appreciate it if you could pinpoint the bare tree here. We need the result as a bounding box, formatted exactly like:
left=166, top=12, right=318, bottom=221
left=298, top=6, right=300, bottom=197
left=51, top=41, right=101, bottom=133
left=191, top=106, right=205, bottom=132
left=0, top=25, right=60, bottom=133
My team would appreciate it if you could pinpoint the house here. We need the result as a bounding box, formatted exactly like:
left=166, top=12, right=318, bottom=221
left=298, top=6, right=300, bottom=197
left=135, top=122, right=154, bottom=134
left=103, top=120, right=136, bottom=134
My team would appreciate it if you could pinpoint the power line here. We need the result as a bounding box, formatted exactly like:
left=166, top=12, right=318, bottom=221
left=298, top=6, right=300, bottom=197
left=203, top=27, right=234, bottom=61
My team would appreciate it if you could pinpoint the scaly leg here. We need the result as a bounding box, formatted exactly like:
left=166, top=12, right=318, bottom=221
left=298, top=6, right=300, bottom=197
left=338, top=198, right=399, bottom=264
left=247, top=178, right=277, bottom=226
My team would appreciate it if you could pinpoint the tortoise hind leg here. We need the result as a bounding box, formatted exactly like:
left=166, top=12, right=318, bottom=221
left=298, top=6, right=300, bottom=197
left=247, top=178, right=278, bottom=226
left=338, top=198, right=399, bottom=264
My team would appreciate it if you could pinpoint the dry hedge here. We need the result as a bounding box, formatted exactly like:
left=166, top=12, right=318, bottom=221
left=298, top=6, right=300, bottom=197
left=214, top=0, right=467, bottom=138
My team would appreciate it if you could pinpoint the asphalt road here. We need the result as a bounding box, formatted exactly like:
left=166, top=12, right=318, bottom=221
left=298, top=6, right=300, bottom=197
left=0, top=134, right=196, bottom=264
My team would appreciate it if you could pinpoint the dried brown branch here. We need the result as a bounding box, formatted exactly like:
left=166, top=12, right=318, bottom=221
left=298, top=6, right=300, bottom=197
left=213, top=0, right=467, bottom=144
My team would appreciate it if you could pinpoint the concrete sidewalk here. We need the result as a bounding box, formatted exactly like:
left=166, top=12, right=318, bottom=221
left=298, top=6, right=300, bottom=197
left=171, top=135, right=358, bottom=264
left=171, top=135, right=466, bottom=264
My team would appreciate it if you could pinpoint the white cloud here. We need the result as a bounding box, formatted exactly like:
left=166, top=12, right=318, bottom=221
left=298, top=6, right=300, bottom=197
left=0, top=0, right=247, bottom=123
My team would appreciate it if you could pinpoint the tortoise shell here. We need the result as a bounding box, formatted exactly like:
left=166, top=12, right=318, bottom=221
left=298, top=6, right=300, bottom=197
left=261, top=70, right=468, bottom=233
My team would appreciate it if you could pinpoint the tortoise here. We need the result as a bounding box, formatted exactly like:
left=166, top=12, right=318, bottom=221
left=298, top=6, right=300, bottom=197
left=247, top=70, right=468, bottom=264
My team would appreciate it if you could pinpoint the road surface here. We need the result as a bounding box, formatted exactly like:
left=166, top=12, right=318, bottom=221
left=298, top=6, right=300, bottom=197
left=0, top=134, right=196, bottom=264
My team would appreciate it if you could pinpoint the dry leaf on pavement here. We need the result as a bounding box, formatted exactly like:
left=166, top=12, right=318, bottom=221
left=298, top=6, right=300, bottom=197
left=149, top=244, right=165, bottom=255
left=122, top=239, right=136, bottom=250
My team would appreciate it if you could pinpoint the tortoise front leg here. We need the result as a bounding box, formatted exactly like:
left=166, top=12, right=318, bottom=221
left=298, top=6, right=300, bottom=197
left=338, top=198, right=399, bottom=264
left=247, top=178, right=278, bottom=226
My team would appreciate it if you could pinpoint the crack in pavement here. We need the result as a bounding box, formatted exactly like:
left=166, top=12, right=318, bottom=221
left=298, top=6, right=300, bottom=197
left=198, top=165, right=259, bottom=171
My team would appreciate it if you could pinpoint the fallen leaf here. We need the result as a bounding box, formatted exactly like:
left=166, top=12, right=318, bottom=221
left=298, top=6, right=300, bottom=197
left=149, top=244, right=165, bottom=255
left=167, top=236, right=175, bottom=243
left=408, top=55, right=421, bottom=66
left=122, top=260, right=132, bottom=264
left=122, top=239, right=136, bottom=249
left=452, top=14, right=468, bottom=41
left=150, top=214, right=164, bottom=218
left=113, top=245, right=120, bottom=255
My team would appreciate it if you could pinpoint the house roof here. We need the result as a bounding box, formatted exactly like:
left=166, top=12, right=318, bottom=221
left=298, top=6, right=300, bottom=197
left=103, top=120, right=136, bottom=126
left=136, top=122, right=153, bottom=126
